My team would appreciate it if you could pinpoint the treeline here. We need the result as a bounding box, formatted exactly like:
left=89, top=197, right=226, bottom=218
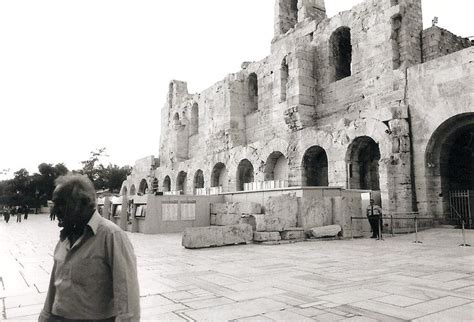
left=0, top=148, right=131, bottom=209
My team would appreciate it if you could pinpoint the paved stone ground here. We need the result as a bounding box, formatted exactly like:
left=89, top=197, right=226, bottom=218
left=0, top=215, right=473, bottom=321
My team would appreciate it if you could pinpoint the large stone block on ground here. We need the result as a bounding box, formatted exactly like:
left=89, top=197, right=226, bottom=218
left=253, top=231, right=281, bottom=242
left=214, top=213, right=241, bottom=226
left=182, top=224, right=253, bottom=249
left=311, top=225, right=342, bottom=238
left=223, top=224, right=253, bottom=245
left=241, top=214, right=266, bottom=231
left=280, top=228, right=305, bottom=240
left=264, top=194, right=298, bottom=232
left=211, top=202, right=261, bottom=215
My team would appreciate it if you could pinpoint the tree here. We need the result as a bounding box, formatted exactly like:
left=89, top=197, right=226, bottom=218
left=80, top=147, right=108, bottom=184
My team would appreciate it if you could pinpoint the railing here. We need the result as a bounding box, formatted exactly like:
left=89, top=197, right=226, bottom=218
left=350, top=213, right=437, bottom=243
left=163, top=191, right=182, bottom=196
left=243, top=180, right=288, bottom=191
left=449, top=190, right=473, bottom=228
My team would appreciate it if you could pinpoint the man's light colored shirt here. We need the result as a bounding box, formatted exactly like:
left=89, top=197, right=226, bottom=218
left=366, top=205, right=383, bottom=217
left=39, top=212, right=140, bottom=321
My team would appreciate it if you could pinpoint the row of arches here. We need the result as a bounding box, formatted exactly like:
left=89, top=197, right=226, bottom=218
left=123, top=136, right=381, bottom=196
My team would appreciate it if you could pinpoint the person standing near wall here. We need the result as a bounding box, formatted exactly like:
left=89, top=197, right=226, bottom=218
left=366, top=199, right=383, bottom=239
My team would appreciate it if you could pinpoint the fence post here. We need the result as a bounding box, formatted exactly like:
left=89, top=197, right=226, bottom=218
left=350, top=217, right=353, bottom=240
left=460, top=220, right=471, bottom=247
left=413, top=216, right=422, bottom=244
left=391, top=215, right=394, bottom=237
left=377, top=215, right=384, bottom=241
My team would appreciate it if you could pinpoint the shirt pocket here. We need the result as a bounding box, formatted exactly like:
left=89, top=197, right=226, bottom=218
left=71, top=258, right=110, bottom=288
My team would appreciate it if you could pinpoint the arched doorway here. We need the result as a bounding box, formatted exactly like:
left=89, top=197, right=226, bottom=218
left=138, top=179, right=148, bottom=195
left=194, top=170, right=204, bottom=193
left=264, top=152, right=288, bottom=182
left=302, top=146, right=328, bottom=186
left=425, top=113, right=474, bottom=222
left=347, top=137, right=380, bottom=190
left=163, top=176, right=171, bottom=192
left=211, top=163, right=227, bottom=190
left=129, top=185, right=136, bottom=196
left=177, top=171, right=187, bottom=194
left=120, top=186, right=128, bottom=196
left=236, top=159, right=254, bottom=191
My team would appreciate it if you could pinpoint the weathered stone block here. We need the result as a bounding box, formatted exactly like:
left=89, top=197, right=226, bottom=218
left=214, top=213, right=241, bottom=226
left=280, top=228, right=305, bottom=240
left=311, top=225, right=342, bottom=238
left=182, top=226, right=222, bottom=249
left=182, top=224, right=253, bottom=249
left=211, top=202, right=261, bottom=215
left=264, top=194, right=298, bottom=231
left=253, top=231, right=281, bottom=242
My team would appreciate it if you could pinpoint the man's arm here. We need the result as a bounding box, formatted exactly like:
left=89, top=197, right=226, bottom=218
left=38, top=260, right=57, bottom=322
left=109, top=231, right=140, bottom=322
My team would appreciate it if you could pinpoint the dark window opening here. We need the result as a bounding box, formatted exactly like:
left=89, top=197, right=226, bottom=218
left=194, top=170, right=204, bottom=191
left=330, top=27, right=352, bottom=81
left=163, top=176, right=171, bottom=192
left=281, top=57, right=289, bottom=102
left=391, top=15, right=402, bottom=70
left=177, top=171, right=187, bottom=194
left=347, top=137, right=380, bottom=190
left=248, top=73, right=258, bottom=112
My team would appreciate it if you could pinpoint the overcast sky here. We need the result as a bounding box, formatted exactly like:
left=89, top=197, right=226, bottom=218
left=0, top=0, right=472, bottom=179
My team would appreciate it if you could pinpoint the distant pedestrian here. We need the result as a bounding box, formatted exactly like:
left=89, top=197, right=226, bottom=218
left=50, top=211, right=55, bottom=221
left=366, top=199, right=382, bottom=239
left=23, top=205, right=29, bottom=220
left=39, top=174, right=140, bottom=321
left=16, top=207, right=22, bottom=223
left=4, top=207, right=11, bottom=223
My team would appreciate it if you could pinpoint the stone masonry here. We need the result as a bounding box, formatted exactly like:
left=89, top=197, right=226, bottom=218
left=122, top=0, right=473, bottom=222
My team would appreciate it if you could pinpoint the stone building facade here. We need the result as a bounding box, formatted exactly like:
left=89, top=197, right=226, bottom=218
left=122, top=0, right=473, bottom=221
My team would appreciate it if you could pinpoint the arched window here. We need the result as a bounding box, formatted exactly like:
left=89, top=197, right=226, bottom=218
left=280, top=57, right=289, bottom=102
left=264, top=152, right=288, bottom=182
left=177, top=171, right=187, bottom=194
left=190, top=103, right=199, bottom=135
left=129, top=185, right=136, bottom=196
left=236, top=159, right=254, bottom=191
left=330, top=27, right=352, bottom=81
left=163, top=176, right=171, bottom=192
left=193, top=170, right=204, bottom=191
left=138, top=179, right=148, bottom=195
left=120, top=186, right=128, bottom=196
left=346, top=137, right=380, bottom=190
left=211, top=163, right=227, bottom=189
left=302, top=146, right=329, bottom=186
left=248, top=73, right=258, bottom=113
left=280, top=0, right=299, bottom=34
left=173, top=112, right=180, bottom=125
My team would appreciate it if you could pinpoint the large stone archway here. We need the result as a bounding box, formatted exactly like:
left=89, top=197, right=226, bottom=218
left=211, top=162, right=228, bottom=191
left=236, top=159, right=254, bottom=191
left=425, top=113, right=474, bottom=219
left=346, top=136, right=381, bottom=191
left=302, top=146, right=328, bottom=186
left=264, top=151, right=288, bottom=182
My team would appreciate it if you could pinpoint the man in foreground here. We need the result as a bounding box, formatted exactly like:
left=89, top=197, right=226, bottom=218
left=39, top=174, right=140, bottom=322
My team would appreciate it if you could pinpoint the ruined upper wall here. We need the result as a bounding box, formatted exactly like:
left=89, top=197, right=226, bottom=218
left=422, top=26, right=472, bottom=63
left=158, top=0, right=424, bottom=166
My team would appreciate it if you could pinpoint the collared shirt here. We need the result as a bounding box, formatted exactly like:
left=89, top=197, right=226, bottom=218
left=39, top=212, right=140, bottom=321
left=366, top=204, right=383, bottom=217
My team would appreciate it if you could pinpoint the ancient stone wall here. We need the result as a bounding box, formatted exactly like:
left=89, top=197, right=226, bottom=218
left=422, top=26, right=472, bottom=63
left=408, top=47, right=474, bottom=218
left=121, top=0, right=473, bottom=219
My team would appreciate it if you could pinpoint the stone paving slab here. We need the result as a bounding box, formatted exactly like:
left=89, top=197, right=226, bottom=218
left=0, top=214, right=473, bottom=321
